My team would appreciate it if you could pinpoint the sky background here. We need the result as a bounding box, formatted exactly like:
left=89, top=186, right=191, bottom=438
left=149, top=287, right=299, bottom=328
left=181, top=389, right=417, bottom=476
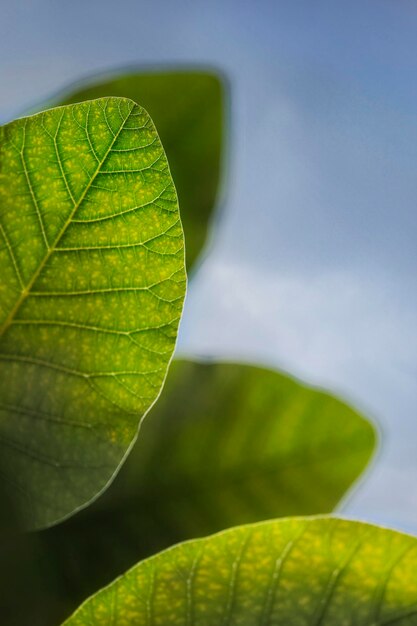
left=1, top=0, right=417, bottom=532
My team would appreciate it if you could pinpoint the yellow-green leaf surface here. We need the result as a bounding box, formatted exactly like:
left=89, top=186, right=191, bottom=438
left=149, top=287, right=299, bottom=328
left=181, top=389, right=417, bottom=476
left=63, top=517, right=417, bottom=626
left=91, top=359, right=375, bottom=547
left=40, top=70, right=225, bottom=270
left=0, top=97, right=186, bottom=529
left=0, top=360, right=376, bottom=626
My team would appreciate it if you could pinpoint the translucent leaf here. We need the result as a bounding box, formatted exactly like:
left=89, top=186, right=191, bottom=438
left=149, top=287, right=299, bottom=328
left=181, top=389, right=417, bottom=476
left=63, top=517, right=417, bottom=625
left=38, top=70, right=225, bottom=270
left=0, top=360, right=375, bottom=626
left=0, top=97, right=186, bottom=529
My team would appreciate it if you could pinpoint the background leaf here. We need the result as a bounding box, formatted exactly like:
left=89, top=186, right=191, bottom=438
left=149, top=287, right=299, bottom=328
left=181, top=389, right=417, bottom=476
left=42, top=70, right=225, bottom=270
left=94, top=359, right=376, bottom=541
left=63, top=516, right=417, bottom=625
left=0, top=97, right=186, bottom=529
left=1, top=359, right=375, bottom=625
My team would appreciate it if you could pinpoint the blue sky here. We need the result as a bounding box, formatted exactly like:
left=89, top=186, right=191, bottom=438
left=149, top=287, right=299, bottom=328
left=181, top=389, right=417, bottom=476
left=1, top=0, right=417, bottom=531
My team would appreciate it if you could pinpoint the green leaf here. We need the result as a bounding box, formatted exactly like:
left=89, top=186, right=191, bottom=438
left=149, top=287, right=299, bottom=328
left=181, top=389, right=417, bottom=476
left=0, top=360, right=375, bottom=626
left=41, top=70, right=225, bottom=270
left=0, top=97, right=186, bottom=529
left=102, top=359, right=376, bottom=540
left=63, top=517, right=417, bottom=625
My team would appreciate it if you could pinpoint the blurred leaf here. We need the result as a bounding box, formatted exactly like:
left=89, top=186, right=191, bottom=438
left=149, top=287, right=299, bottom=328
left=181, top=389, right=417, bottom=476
left=1, top=360, right=375, bottom=625
left=63, top=516, right=417, bottom=625
left=0, top=97, right=186, bottom=529
left=45, top=70, right=225, bottom=270
left=105, top=359, right=375, bottom=536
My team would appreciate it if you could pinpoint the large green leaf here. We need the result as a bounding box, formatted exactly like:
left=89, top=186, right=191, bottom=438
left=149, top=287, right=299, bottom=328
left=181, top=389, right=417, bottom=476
left=0, top=97, right=186, bottom=529
left=0, top=360, right=375, bottom=626
left=96, top=359, right=376, bottom=541
left=42, top=70, right=225, bottom=270
left=63, top=517, right=417, bottom=625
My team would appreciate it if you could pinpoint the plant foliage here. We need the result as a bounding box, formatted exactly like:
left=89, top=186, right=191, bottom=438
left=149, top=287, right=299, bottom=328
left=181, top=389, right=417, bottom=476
left=64, top=517, right=417, bottom=626
left=42, top=70, right=225, bottom=270
left=0, top=97, right=186, bottom=529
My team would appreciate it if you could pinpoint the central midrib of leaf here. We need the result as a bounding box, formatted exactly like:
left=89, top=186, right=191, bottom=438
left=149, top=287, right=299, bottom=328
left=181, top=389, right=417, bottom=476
left=0, top=103, right=134, bottom=341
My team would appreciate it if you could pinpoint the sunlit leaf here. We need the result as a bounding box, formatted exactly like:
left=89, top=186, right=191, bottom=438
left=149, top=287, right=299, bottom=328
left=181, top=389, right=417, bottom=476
left=41, top=70, right=225, bottom=270
left=0, top=97, right=186, bottom=529
left=63, top=516, right=417, bottom=625
left=0, top=359, right=375, bottom=625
